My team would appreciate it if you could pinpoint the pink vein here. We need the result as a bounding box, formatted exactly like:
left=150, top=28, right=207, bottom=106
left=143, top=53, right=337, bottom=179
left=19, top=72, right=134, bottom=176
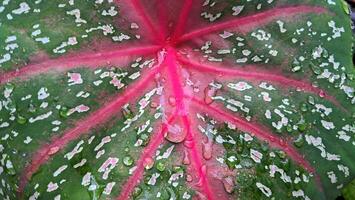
left=178, top=57, right=340, bottom=105
left=130, top=0, right=165, bottom=43
left=116, top=115, right=176, bottom=200
left=176, top=6, right=327, bottom=43
left=188, top=96, right=316, bottom=174
left=182, top=115, right=215, bottom=200
left=157, top=0, right=168, bottom=39
left=170, top=0, right=193, bottom=42
left=0, top=45, right=161, bottom=84
left=165, top=47, right=215, bottom=200
left=18, top=61, right=164, bottom=195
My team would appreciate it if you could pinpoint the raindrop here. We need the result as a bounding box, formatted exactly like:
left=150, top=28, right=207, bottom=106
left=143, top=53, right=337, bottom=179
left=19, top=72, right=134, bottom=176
left=204, top=86, right=218, bottom=105
left=16, top=115, right=27, bottom=124
left=165, top=124, right=186, bottom=143
left=122, top=104, right=133, bottom=119
left=168, top=96, right=176, bottom=106
left=123, top=156, right=134, bottom=167
left=28, top=103, right=36, bottom=113
left=183, top=139, right=194, bottom=149
left=322, top=48, right=329, bottom=58
left=307, top=96, right=315, bottom=105
left=150, top=101, right=158, bottom=108
left=297, top=120, right=308, bottom=132
left=222, top=176, right=235, bottom=194
left=156, top=161, right=166, bottom=172
left=202, top=139, right=213, bottom=160
left=143, top=157, right=154, bottom=170
left=293, top=135, right=304, bottom=148
left=309, top=62, right=321, bottom=75
left=277, top=150, right=287, bottom=159
left=48, top=146, right=60, bottom=155
left=319, top=90, right=326, bottom=98
left=138, top=133, right=150, bottom=147
left=186, top=174, right=193, bottom=182
left=300, top=103, right=308, bottom=112
left=183, top=150, right=190, bottom=165
left=132, top=186, right=142, bottom=198
left=59, top=106, right=69, bottom=118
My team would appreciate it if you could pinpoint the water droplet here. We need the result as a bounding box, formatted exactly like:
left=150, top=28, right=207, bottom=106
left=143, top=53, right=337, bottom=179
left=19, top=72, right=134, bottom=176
left=277, top=150, right=287, bottom=159
left=156, top=161, right=165, bottom=172
left=150, top=101, right=158, bottom=108
left=307, top=96, right=315, bottom=105
left=48, top=146, right=59, bottom=155
left=165, top=124, right=186, bottom=143
left=183, top=139, right=194, bottom=149
left=293, top=135, right=304, bottom=148
left=183, top=150, right=190, bottom=165
left=319, top=90, right=326, bottom=98
left=204, top=86, right=217, bottom=105
left=202, top=139, right=213, bottom=160
left=286, top=124, right=293, bottom=133
left=222, top=176, right=235, bottom=194
left=300, top=103, right=308, bottom=112
left=28, top=104, right=36, bottom=113
left=16, top=115, right=27, bottom=124
left=122, top=105, right=133, bottom=119
left=168, top=96, right=176, bottom=106
left=186, top=174, right=193, bottom=182
left=297, top=120, right=308, bottom=132
left=309, top=62, right=321, bottom=75
left=132, top=186, right=142, bottom=198
left=123, top=155, right=134, bottom=167
left=138, top=133, right=150, bottom=147
left=173, top=166, right=183, bottom=173
left=292, top=66, right=301, bottom=72
left=143, top=157, right=154, bottom=170
left=59, top=106, right=69, bottom=118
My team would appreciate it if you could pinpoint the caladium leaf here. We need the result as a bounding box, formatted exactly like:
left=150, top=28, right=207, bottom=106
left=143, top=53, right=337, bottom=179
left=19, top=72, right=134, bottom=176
left=0, top=0, right=354, bottom=200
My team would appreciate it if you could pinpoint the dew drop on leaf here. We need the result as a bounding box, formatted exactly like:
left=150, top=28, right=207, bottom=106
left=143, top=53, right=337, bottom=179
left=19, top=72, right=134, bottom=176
left=183, top=149, right=191, bottom=165
left=156, top=161, right=166, bottom=172
left=143, top=157, right=154, bottom=170
left=123, top=156, right=134, bottom=167
left=293, top=135, right=304, bottom=148
left=165, top=124, right=186, bottom=143
left=132, top=186, right=142, bottom=199
left=16, top=115, right=27, bottom=124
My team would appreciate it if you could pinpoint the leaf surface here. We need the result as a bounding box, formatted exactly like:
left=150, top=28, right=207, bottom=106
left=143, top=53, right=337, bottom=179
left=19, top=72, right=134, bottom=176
left=0, top=0, right=354, bottom=200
